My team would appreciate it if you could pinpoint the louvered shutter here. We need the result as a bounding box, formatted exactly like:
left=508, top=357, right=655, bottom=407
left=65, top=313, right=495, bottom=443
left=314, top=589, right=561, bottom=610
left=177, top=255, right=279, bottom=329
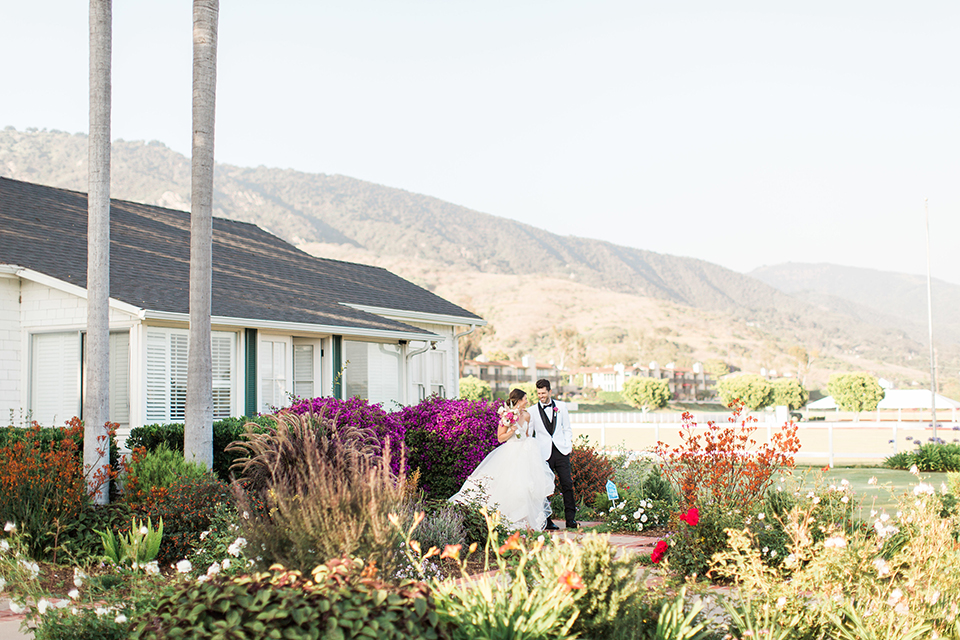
left=212, top=334, right=233, bottom=419
left=146, top=330, right=170, bottom=422
left=293, top=344, right=314, bottom=400
left=31, top=332, right=81, bottom=426
left=109, top=332, right=130, bottom=424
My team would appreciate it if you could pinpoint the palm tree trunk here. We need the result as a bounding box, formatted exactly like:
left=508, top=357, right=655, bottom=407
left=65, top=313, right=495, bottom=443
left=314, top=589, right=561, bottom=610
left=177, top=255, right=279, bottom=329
left=184, top=0, right=219, bottom=469
left=85, top=0, right=112, bottom=504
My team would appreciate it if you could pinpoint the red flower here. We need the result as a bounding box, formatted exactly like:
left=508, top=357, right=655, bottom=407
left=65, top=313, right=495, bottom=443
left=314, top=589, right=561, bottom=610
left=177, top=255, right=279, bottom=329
left=498, top=532, right=522, bottom=554
left=558, top=570, right=585, bottom=592
left=679, top=507, right=699, bottom=527
left=650, top=540, right=668, bottom=564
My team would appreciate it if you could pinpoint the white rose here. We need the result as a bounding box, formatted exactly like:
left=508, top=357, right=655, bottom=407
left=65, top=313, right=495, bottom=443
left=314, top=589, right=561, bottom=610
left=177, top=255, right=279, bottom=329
left=176, top=559, right=193, bottom=574
left=37, top=599, right=50, bottom=615
left=115, top=614, right=128, bottom=624
left=68, top=589, right=80, bottom=599
left=4, top=522, right=15, bottom=533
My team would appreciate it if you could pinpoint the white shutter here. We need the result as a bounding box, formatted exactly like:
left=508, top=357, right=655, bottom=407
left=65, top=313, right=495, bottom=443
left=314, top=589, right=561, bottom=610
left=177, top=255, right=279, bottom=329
left=31, top=332, right=81, bottom=426
left=293, top=344, right=314, bottom=400
left=109, top=332, right=130, bottom=424
left=343, top=340, right=369, bottom=400
left=147, top=328, right=235, bottom=423
left=170, top=333, right=188, bottom=421
left=146, top=330, right=169, bottom=422
left=430, top=351, right=446, bottom=398
left=212, top=334, right=233, bottom=419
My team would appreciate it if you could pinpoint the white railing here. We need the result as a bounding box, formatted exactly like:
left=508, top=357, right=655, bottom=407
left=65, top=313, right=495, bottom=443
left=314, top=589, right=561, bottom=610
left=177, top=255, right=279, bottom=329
left=570, top=413, right=960, bottom=467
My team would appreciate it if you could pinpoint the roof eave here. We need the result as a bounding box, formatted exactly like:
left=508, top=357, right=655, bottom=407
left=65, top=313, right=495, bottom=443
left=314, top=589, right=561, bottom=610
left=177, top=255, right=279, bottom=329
left=142, top=310, right=444, bottom=342
left=341, top=303, right=486, bottom=327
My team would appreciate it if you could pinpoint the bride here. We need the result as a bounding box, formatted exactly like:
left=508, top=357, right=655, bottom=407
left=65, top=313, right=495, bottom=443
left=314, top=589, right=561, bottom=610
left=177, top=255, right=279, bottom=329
left=449, top=389, right=555, bottom=530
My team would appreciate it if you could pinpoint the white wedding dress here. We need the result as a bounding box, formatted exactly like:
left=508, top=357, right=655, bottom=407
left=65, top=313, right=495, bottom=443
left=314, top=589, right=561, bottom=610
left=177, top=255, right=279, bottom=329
left=449, top=418, right=555, bottom=530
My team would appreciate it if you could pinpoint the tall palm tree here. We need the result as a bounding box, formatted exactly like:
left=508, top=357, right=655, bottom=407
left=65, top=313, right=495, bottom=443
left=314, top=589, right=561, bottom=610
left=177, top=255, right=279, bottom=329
left=184, top=0, right=219, bottom=468
left=85, top=0, right=112, bottom=504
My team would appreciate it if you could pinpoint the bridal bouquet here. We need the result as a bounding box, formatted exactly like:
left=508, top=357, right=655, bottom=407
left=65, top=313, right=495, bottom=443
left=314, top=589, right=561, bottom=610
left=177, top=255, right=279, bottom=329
left=497, top=404, right=521, bottom=439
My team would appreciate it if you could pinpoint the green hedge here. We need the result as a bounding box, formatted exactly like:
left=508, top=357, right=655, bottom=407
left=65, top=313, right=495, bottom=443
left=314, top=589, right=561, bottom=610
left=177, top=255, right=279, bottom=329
left=127, top=416, right=276, bottom=481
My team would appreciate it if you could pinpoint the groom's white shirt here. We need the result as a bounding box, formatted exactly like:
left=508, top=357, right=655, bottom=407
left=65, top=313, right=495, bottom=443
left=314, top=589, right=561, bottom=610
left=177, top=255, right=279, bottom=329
left=530, top=399, right=573, bottom=459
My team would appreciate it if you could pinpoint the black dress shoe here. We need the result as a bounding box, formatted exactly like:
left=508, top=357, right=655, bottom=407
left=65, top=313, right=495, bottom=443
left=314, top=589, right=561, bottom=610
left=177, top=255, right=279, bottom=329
left=544, top=520, right=560, bottom=531
left=565, top=521, right=579, bottom=530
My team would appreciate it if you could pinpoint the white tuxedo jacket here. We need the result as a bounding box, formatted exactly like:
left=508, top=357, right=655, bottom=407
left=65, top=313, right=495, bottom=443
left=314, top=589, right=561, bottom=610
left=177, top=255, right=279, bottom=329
left=530, top=399, right=573, bottom=459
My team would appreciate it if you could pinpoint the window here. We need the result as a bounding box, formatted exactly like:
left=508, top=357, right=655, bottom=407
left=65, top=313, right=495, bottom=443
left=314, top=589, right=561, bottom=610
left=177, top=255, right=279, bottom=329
left=31, top=332, right=81, bottom=426
left=260, top=337, right=290, bottom=413
left=146, top=328, right=235, bottom=423
left=343, top=341, right=401, bottom=405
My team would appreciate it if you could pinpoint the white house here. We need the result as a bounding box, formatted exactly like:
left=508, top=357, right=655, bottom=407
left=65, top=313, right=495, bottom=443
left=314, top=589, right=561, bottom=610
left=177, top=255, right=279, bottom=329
left=0, top=177, right=484, bottom=439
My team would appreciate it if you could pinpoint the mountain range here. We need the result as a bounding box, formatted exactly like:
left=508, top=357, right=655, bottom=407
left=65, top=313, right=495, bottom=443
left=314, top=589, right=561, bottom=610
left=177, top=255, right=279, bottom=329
left=2, top=126, right=957, bottom=393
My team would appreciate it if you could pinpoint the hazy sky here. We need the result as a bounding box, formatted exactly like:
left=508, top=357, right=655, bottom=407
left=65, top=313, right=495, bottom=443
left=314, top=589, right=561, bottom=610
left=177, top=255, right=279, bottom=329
left=3, top=1, right=959, bottom=284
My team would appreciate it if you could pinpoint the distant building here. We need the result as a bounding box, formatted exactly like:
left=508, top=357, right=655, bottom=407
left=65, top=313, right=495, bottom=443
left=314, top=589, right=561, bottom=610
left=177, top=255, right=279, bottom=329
left=461, top=354, right=563, bottom=397
left=570, top=361, right=715, bottom=402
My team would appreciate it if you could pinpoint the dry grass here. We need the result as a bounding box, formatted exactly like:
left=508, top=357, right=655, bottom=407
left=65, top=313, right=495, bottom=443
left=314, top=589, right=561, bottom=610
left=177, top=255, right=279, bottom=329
left=230, top=411, right=407, bottom=575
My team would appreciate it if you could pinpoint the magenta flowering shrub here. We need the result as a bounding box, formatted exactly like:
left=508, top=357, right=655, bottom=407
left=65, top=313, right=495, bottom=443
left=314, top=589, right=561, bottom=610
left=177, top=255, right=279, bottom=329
left=397, top=397, right=500, bottom=499
left=285, top=396, right=406, bottom=474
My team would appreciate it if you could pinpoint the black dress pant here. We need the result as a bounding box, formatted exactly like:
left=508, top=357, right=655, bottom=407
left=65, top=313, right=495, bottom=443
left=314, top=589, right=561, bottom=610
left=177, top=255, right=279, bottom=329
left=548, top=444, right=576, bottom=524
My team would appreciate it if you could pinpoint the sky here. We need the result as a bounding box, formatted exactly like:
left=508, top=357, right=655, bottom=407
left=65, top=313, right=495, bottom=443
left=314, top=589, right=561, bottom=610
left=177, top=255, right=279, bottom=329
left=3, top=1, right=959, bottom=284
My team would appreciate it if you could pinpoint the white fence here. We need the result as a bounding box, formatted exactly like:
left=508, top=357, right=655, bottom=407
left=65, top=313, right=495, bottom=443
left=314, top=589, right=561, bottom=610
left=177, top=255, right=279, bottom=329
left=570, top=412, right=960, bottom=467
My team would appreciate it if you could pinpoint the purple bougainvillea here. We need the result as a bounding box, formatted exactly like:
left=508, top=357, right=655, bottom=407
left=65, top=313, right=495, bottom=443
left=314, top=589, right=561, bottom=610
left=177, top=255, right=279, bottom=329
left=285, top=396, right=406, bottom=474
left=396, top=396, right=500, bottom=500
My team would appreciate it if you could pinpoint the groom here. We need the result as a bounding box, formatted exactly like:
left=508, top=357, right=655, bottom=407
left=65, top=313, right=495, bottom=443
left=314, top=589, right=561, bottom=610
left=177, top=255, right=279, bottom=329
left=530, top=378, right=577, bottom=530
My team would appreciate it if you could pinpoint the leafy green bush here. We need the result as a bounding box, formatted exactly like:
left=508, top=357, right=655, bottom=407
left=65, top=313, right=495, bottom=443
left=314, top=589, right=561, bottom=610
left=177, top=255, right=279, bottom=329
left=569, top=533, right=646, bottom=639
left=126, top=416, right=275, bottom=481
left=132, top=558, right=450, bottom=640
left=884, top=442, right=960, bottom=472
left=124, top=442, right=207, bottom=495
left=459, top=376, right=492, bottom=401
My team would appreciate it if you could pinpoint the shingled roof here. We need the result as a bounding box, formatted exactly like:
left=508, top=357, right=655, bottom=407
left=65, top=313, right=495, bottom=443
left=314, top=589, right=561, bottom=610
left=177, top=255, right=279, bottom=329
left=0, top=177, right=482, bottom=335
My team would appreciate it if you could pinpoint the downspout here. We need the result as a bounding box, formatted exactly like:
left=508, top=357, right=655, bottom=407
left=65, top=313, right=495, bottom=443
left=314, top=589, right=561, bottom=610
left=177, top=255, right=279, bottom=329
left=404, top=340, right=436, bottom=404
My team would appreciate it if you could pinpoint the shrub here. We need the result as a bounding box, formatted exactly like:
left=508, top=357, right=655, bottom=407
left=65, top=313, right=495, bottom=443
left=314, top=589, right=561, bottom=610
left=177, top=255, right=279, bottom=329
left=0, top=419, right=92, bottom=559
left=561, top=435, right=615, bottom=508
left=132, top=472, right=233, bottom=566
left=594, top=493, right=670, bottom=534
left=654, top=403, right=800, bottom=514
left=569, top=532, right=646, bottom=639
left=826, top=372, right=885, bottom=412
left=400, top=397, right=500, bottom=499
left=182, top=501, right=249, bottom=580
left=126, top=416, right=275, bottom=481
left=422, top=517, right=583, bottom=640
left=884, top=442, right=960, bottom=472
left=123, top=442, right=207, bottom=498
left=286, top=396, right=406, bottom=474
left=231, top=411, right=407, bottom=575
left=771, top=378, right=809, bottom=410
left=716, top=374, right=774, bottom=410
left=651, top=403, right=800, bottom=578
left=459, top=376, right=492, bottom=401
left=710, top=476, right=960, bottom=639
left=133, top=558, right=450, bottom=640
left=622, top=377, right=670, bottom=411
left=55, top=502, right=134, bottom=563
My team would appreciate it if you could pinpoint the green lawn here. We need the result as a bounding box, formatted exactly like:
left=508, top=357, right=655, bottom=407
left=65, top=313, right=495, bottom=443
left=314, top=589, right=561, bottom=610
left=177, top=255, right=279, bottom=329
left=782, top=466, right=950, bottom=516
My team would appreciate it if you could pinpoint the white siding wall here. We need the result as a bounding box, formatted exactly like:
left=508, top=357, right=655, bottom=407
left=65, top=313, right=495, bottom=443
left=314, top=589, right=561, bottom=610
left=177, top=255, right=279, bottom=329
left=20, top=280, right=131, bottom=328
left=0, top=277, right=22, bottom=422
left=402, top=321, right=457, bottom=403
